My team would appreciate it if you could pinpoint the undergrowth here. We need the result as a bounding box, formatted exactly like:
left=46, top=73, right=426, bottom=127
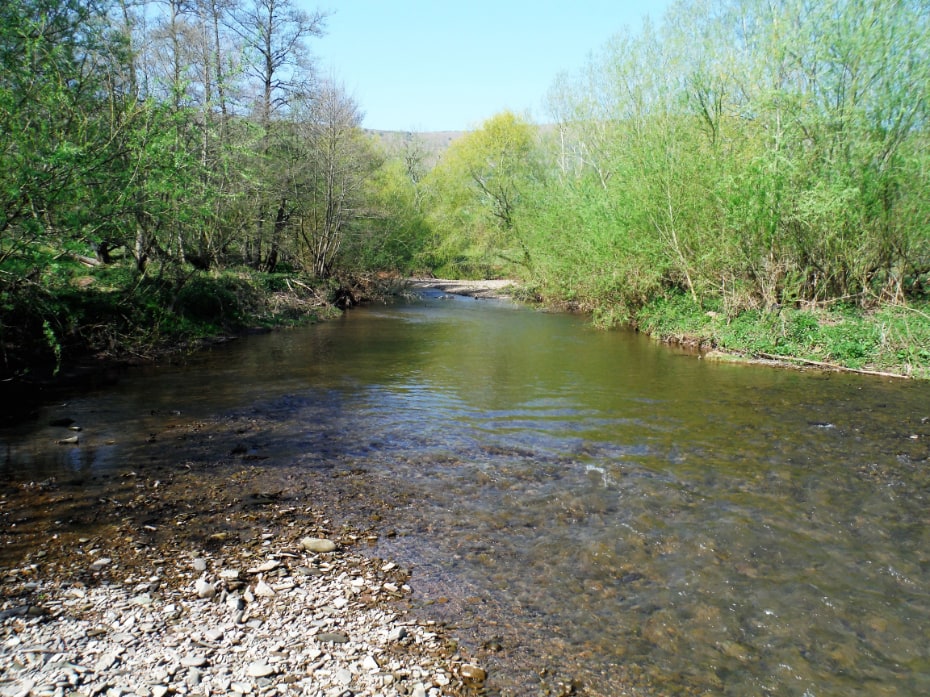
left=0, top=260, right=333, bottom=382
left=634, top=291, right=930, bottom=378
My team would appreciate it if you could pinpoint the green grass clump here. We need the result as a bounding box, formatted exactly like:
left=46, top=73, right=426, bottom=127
left=634, top=291, right=930, bottom=378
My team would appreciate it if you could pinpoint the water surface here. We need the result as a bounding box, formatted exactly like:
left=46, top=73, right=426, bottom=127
left=3, top=293, right=930, bottom=696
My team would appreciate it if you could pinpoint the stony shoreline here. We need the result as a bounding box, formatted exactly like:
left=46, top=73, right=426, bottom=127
left=0, top=533, right=483, bottom=697
left=405, top=279, right=517, bottom=300
left=0, top=411, right=488, bottom=697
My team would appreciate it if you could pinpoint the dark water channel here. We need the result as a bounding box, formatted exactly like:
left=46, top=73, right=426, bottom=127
left=4, top=293, right=930, bottom=696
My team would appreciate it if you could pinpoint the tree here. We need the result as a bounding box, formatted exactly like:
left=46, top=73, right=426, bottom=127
left=229, top=0, right=325, bottom=127
left=528, top=0, right=930, bottom=315
left=292, top=80, right=379, bottom=278
left=422, top=111, right=538, bottom=275
left=0, top=0, right=128, bottom=269
left=226, top=0, right=326, bottom=269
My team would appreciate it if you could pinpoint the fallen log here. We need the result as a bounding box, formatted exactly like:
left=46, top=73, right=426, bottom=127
left=70, top=253, right=102, bottom=268
left=755, top=352, right=908, bottom=379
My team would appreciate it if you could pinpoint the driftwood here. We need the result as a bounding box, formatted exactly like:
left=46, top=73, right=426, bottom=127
left=71, top=253, right=102, bottom=268
left=755, top=352, right=908, bottom=379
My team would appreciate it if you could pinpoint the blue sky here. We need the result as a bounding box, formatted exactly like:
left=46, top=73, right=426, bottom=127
left=308, top=1, right=673, bottom=132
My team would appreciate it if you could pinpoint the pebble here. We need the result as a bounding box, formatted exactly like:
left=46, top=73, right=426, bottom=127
left=247, top=560, right=280, bottom=574
left=181, top=655, right=209, bottom=668
left=90, top=558, right=112, bottom=572
left=246, top=661, right=275, bottom=678
left=194, top=578, right=215, bottom=599
left=300, top=537, right=337, bottom=553
left=253, top=577, right=276, bottom=598
left=460, top=664, right=487, bottom=683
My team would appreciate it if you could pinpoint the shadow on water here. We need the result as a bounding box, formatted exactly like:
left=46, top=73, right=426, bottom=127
left=3, top=293, right=930, bottom=696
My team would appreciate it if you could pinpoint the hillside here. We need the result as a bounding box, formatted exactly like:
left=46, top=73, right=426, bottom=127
left=366, top=129, right=466, bottom=166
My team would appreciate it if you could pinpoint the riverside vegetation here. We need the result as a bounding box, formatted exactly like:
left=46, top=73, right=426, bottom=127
left=414, top=0, right=930, bottom=378
left=2, top=0, right=929, bottom=387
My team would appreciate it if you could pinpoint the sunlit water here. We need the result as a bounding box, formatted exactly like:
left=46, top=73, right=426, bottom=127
left=3, top=292, right=930, bottom=696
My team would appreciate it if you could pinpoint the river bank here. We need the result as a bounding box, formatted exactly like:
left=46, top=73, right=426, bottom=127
left=0, top=270, right=403, bottom=425
left=0, top=412, right=485, bottom=697
left=414, top=277, right=930, bottom=380
left=405, top=279, right=518, bottom=300
left=632, top=291, right=930, bottom=380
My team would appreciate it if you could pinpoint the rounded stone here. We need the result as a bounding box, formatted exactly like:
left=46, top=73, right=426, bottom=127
left=246, top=660, right=276, bottom=678
left=460, top=664, right=487, bottom=682
left=301, top=537, right=337, bottom=553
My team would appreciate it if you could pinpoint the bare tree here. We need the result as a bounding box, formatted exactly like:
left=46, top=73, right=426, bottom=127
left=226, top=0, right=325, bottom=269
left=228, top=0, right=325, bottom=128
left=295, top=80, right=375, bottom=278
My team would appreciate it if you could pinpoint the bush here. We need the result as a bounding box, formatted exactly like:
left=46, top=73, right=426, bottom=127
left=174, top=275, right=244, bottom=323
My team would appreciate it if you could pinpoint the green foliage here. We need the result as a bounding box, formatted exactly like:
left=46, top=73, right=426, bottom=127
left=174, top=275, right=244, bottom=323
left=522, top=0, right=930, bottom=317
left=340, top=159, right=431, bottom=273
left=0, top=0, right=379, bottom=380
left=41, top=320, right=62, bottom=375
left=421, top=111, right=539, bottom=276
left=0, top=254, right=332, bottom=380
left=635, top=291, right=930, bottom=376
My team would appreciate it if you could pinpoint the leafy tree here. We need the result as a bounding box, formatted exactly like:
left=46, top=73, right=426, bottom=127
left=422, top=111, right=538, bottom=276
left=344, top=157, right=431, bottom=273
left=226, top=0, right=326, bottom=270
left=527, top=0, right=930, bottom=318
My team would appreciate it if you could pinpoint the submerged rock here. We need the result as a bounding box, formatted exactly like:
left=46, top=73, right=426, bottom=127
left=460, top=664, right=487, bottom=683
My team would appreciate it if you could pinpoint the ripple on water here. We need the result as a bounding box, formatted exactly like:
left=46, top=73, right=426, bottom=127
left=3, top=297, right=930, bottom=696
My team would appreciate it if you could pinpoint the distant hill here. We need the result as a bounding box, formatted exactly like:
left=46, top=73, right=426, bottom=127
left=367, top=129, right=465, bottom=149
left=366, top=129, right=466, bottom=165
left=366, top=124, right=557, bottom=165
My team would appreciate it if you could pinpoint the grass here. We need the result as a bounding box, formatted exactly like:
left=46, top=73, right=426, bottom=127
left=634, top=291, right=930, bottom=379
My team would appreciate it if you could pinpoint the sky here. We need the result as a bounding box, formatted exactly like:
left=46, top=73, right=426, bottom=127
left=307, top=1, right=674, bottom=132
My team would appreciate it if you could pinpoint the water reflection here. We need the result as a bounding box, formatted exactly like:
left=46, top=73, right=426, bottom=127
left=2, top=294, right=930, bottom=696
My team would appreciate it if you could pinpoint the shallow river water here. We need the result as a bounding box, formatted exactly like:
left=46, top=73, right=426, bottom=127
left=3, top=292, right=930, bottom=696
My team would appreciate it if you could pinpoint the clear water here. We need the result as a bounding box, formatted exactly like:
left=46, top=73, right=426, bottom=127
left=3, top=292, right=930, bottom=696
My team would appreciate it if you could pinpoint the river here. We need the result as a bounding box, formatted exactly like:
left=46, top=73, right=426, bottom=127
left=3, top=291, right=930, bottom=696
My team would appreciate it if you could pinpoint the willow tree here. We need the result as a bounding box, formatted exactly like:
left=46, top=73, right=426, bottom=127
left=531, top=0, right=930, bottom=315
left=421, top=111, right=539, bottom=276
left=681, top=0, right=930, bottom=305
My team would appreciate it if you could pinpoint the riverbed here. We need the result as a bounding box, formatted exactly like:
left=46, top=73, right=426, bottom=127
left=3, top=290, right=930, bottom=696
